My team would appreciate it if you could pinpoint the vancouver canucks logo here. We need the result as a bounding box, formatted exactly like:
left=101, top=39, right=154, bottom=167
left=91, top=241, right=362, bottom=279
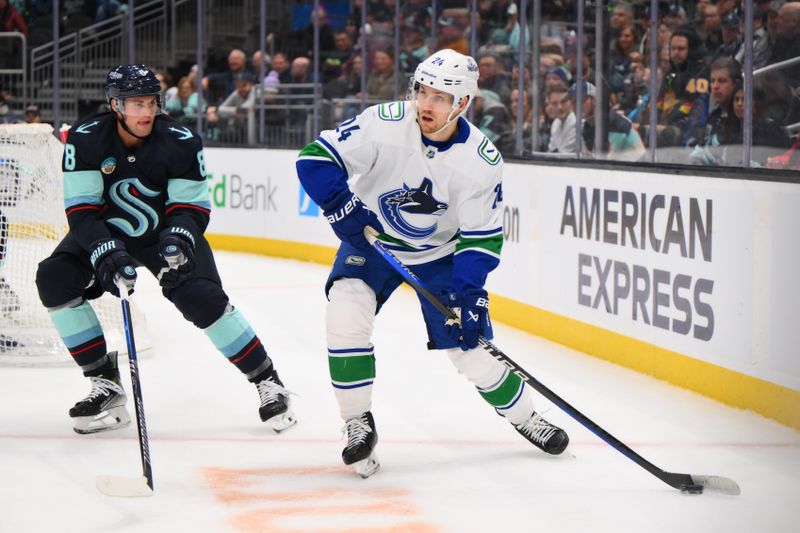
left=107, top=178, right=161, bottom=237
left=378, top=177, right=448, bottom=240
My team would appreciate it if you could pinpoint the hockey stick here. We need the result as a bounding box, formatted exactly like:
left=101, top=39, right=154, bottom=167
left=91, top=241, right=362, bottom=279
left=95, top=279, right=154, bottom=497
left=363, top=227, right=740, bottom=495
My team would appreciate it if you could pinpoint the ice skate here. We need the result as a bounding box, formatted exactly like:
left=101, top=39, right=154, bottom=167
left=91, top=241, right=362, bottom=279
left=256, top=370, right=297, bottom=432
left=514, top=411, right=569, bottom=455
left=342, top=411, right=379, bottom=478
left=70, top=352, right=130, bottom=434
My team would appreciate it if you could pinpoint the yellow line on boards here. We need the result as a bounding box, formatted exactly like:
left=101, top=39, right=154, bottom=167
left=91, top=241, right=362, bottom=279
left=206, top=233, right=800, bottom=431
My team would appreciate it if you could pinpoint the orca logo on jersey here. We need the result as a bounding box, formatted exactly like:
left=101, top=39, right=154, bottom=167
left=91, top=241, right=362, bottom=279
left=107, top=178, right=161, bottom=237
left=378, top=177, right=448, bottom=240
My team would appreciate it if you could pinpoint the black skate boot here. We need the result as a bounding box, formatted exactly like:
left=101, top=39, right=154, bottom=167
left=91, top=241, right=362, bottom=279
left=342, top=411, right=379, bottom=478
left=69, top=351, right=130, bottom=434
left=256, top=370, right=297, bottom=432
left=514, top=411, right=569, bottom=455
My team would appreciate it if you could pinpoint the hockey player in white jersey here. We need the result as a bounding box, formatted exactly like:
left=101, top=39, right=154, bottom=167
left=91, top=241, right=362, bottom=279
left=296, top=49, right=569, bottom=478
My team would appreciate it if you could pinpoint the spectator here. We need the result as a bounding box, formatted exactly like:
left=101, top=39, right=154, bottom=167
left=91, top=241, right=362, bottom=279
left=700, top=3, right=722, bottom=53
left=546, top=84, right=576, bottom=154
left=323, top=31, right=355, bottom=82
left=401, top=25, right=429, bottom=65
left=609, top=3, right=634, bottom=37
left=713, top=11, right=743, bottom=60
left=657, top=27, right=710, bottom=145
left=478, top=52, right=512, bottom=106
left=696, top=81, right=790, bottom=166
left=663, top=4, right=689, bottom=30
left=0, top=0, right=27, bottom=34
left=544, top=66, right=571, bottom=91
left=251, top=50, right=271, bottom=84
left=155, top=69, right=177, bottom=110
left=436, top=15, right=469, bottom=56
left=707, top=57, right=741, bottom=135
left=267, top=52, right=291, bottom=86
left=23, top=104, right=40, bottom=124
left=165, top=76, right=203, bottom=126
left=367, top=50, right=399, bottom=102
left=202, top=48, right=250, bottom=106
left=498, top=87, right=534, bottom=155
left=610, top=24, right=640, bottom=95
left=208, top=71, right=256, bottom=138
left=766, top=2, right=800, bottom=87
left=691, top=57, right=741, bottom=163
left=94, top=0, right=126, bottom=24
left=570, top=81, right=645, bottom=162
left=473, top=89, right=513, bottom=146
left=734, top=6, right=771, bottom=70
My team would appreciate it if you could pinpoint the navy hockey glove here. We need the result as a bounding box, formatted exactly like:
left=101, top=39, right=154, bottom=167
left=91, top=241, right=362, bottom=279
left=447, top=289, right=491, bottom=351
left=90, top=238, right=137, bottom=297
left=323, top=190, right=384, bottom=250
left=158, top=226, right=196, bottom=288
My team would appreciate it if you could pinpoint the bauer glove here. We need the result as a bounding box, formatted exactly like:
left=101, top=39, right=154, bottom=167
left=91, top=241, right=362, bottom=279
left=158, top=226, right=195, bottom=288
left=447, top=289, right=491, bottom=351
left=89, top=238, right=138, bottom=297
left=323, top=190, right=384, bottom=250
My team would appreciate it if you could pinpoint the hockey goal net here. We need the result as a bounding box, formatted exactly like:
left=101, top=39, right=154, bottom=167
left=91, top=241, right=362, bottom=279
left=0, top=123, right=150, bottom=366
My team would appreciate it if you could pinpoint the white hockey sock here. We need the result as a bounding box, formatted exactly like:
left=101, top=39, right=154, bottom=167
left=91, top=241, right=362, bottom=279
left=327, top=278, right=378, bottom=420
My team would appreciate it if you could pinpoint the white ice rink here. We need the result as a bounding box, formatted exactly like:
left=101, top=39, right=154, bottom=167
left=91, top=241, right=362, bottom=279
left=2, top=251, right=798, bottom=533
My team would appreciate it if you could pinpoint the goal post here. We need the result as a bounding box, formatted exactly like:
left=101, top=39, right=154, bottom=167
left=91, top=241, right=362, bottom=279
left=0, top=123, right=150, bottom=366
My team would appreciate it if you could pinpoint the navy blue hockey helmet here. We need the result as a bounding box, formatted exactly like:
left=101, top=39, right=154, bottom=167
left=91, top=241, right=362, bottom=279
left=105, top=64, right=162, bottom=110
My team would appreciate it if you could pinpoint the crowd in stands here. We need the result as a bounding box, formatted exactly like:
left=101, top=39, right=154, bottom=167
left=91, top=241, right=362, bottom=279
left=1, top=1, right=799, bottom=170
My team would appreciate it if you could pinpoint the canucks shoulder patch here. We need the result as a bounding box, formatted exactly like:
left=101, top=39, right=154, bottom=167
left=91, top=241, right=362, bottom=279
left=478, top=137, right=501, bottom=166
left=377, top=101, right=405, bottom=121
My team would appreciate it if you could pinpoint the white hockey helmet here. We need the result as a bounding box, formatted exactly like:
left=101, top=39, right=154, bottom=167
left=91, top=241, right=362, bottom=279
left=411, top=49, right=479, bottom=121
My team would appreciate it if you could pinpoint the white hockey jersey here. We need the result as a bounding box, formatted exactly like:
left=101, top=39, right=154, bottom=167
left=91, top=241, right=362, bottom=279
left=297, top=101, right=504, bottom=290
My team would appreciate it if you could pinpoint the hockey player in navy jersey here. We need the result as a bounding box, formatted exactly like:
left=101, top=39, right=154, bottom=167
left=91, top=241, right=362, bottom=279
left=36, top=65, right=296, bottom=435
left=296, top=49, right=569, bottom=478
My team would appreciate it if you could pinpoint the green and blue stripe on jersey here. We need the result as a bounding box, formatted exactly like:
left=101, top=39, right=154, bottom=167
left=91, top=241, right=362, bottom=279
left=296, top=138, right=350, bottom=208
left=453, top=227, right=503, bottom=291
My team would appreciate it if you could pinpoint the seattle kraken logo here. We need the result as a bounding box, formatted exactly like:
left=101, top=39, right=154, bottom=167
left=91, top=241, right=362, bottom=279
left=107, top=178, right=161, bottom=237
left=378, top=177, right=448, bottom=240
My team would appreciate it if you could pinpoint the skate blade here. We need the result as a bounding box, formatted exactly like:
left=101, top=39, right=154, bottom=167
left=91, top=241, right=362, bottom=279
left=96, top=475, right=153, bottom=497
left=354, top=452, right=380, bottom=479
left=74, top=406, right=131, bottom=435
left=266, top=409, right=297, bottom=433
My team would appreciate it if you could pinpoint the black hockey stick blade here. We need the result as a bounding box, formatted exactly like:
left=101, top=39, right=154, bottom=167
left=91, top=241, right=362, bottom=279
left=363, top=227, right=740, bottom=496
left=96, top=280, right=154, bottom=497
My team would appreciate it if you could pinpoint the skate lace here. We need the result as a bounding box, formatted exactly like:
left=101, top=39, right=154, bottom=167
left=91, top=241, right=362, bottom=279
left=82, top=377, right=122, bottom=402
left=257, top=378, right=290, bottom=406
left=517, top=413, right=557, bottom=445
left=342, top=415, right=372, bottom=449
